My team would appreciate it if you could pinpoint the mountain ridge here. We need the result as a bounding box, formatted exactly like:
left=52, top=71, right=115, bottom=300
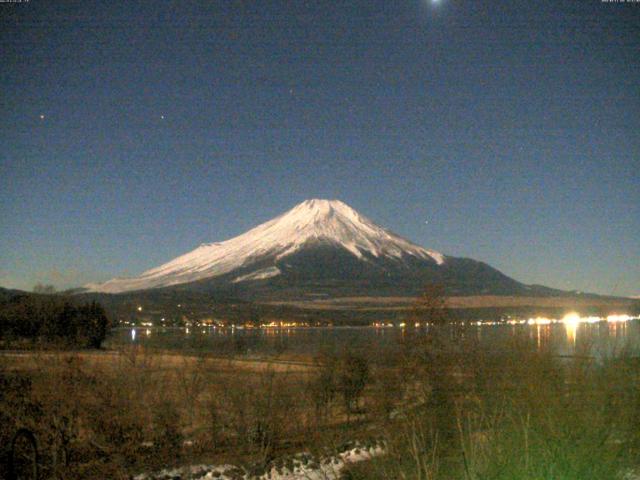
left=86, top=199, right=446, bottom=294
left=84, top=199, right=556, bottom=298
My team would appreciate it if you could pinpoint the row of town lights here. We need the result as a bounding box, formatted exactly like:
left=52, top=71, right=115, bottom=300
left=373, top=313, right=638, bottom=328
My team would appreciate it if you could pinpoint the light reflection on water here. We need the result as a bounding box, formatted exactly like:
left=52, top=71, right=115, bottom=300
left=565, top=321, right=577, bottom=346
left=115, top=318, right=640, bottom=359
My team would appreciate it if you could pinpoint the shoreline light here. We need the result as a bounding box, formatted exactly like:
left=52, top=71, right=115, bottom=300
left=370, top=313, right=639, bottom=328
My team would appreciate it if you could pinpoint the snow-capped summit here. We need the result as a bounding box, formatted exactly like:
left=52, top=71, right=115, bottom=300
left=243, top=199, right=444, bottom=264
left=85, top=199, right=445, bottom=294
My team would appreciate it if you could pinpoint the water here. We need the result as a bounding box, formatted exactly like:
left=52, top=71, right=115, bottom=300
left=106, top=317, right=640, bottom=360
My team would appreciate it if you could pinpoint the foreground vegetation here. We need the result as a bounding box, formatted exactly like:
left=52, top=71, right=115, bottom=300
left=2, top=328, right=640, bottom=479
left=1, top=288, right=639, bottom=478
left=348, top=334, right=640, bottom=479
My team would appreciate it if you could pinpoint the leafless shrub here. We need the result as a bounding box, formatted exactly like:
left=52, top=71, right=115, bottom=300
left=307, top=350, right=337, bottom=421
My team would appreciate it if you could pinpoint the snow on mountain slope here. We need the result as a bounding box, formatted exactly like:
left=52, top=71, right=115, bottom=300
left=232, top=266, right=281, bottom=284
left=85, top=199, right=445, bottom=293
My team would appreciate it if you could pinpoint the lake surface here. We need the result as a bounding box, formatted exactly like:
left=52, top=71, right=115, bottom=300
left=106, top=314, right=640, bottom=360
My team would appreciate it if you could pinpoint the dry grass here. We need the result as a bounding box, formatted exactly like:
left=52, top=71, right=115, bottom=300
left=345, top=335, right=640, bottom=480
left=0, top=346, right=384, bottom=478
left=0, top=346, right=361, bottom=479
left=3, top=331, right=640, bottom=479
left=0, top=349, right=314, bottom=373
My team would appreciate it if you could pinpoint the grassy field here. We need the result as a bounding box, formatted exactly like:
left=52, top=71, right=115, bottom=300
left=1, top=349, right=314, bottom=374
left=0, top=346, right=369, bottom=479
left=2, top=330, right=640, bottom=479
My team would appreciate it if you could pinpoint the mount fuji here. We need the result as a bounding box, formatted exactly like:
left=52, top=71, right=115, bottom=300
left=85, top=199, right=546, bottom=298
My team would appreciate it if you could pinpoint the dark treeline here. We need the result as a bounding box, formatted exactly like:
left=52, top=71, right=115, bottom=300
left=0, top=294, right=110, bottom=348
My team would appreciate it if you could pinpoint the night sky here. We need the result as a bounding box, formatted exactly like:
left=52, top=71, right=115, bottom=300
left=1, top=0, right=638, bottom=296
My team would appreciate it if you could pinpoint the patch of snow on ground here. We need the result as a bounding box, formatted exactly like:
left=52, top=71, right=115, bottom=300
left=134, top=442, right=384, bottom=480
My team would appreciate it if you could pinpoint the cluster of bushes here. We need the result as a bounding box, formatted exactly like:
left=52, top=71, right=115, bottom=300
left=308, top=348, right=370, bottom=421
left=0, top=295, right=110, bottom=348
left=344, top=331, right=640, bottom=480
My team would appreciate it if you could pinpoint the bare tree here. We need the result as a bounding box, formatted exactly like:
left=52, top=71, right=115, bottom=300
left=411, top=283, right=448, bottom=326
